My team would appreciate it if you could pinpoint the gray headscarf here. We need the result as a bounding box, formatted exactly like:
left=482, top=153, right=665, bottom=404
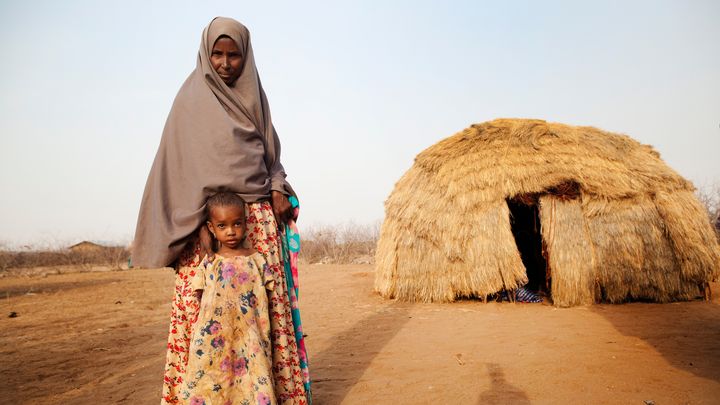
left=133, top=17, right=294, bottom=268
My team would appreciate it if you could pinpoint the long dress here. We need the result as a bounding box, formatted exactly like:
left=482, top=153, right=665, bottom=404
left=180, top=252, right=276, bottom=404
left=161, top=202, right=308, bottom=405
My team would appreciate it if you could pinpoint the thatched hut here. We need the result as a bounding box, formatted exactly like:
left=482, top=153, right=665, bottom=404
left=375, top=119, right=720, bottom=306
left=68, top=241, right=106, bottom=253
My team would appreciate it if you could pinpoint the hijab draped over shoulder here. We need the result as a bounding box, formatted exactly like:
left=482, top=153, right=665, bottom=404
left=133, top=17, right=294, bottom=268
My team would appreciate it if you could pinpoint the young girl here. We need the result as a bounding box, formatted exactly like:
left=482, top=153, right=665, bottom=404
left=180, top=192, right=278, bottom=404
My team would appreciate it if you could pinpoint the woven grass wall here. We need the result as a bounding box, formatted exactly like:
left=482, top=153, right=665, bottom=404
left=539, top=196, right=595, bottom=307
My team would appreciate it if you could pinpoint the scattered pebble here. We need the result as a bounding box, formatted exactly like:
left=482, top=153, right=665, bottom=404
left=8, top=312, right=18, bottom=318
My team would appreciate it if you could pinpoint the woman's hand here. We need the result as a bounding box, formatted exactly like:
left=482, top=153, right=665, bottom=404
left=271, top=190, right=292, bottom=226
left=198, top=224, right=215, bottom=261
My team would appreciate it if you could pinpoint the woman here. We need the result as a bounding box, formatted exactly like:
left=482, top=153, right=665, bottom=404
left=132, top=17, right=309, bottom=405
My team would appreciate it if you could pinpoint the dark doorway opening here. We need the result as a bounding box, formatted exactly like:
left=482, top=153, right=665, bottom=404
left=507, top=195, right=547, bottom=293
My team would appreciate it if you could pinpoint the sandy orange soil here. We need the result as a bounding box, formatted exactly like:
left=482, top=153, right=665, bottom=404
left=1, top=264, right=719, bottom=404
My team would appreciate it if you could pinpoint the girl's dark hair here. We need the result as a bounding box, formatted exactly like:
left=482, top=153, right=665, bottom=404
left=205, top=191, right=246, bottom=218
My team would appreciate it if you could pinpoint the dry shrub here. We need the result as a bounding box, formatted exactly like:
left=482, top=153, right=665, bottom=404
left=299, top=222, right=380, bottom=264
left=0, top=243, right=13, bottom=272
left=0, top=243, right=130, bottom=272
left=696, top=182, right=720, bottom=235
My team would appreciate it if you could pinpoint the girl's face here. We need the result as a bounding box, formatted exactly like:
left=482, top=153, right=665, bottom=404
left=207, top=205, right=246, bottom=249
left=211, top=37, right=243, bottom=86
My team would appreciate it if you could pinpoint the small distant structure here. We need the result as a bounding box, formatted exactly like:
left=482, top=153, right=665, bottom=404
left=68, top=241, right=106, bottom=253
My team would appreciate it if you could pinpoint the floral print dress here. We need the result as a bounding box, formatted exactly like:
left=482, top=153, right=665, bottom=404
left=180, top=253, right=276, bottom=404
left=161, top=202, right=309, bottom=405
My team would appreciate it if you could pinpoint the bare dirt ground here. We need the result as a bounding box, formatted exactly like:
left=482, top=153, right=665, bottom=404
left=1, top=265, right=719, bottom=404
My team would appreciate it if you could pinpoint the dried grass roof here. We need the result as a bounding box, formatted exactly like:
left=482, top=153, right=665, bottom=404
left=415, top=118, right=692, bottom=202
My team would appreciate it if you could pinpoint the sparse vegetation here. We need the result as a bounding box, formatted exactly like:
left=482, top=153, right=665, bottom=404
left=0, top=244, right=130, bottom=272
left=0, top=221, right=380, bottom=273
left=696, top=182, right=720, bottom=237
left=299, top=222, right=380, bottom=264
left=2, top=188, right=716, bottom=275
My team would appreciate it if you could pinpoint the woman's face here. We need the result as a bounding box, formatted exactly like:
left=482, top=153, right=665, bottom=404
left=211, top=36, right=243, bottom=86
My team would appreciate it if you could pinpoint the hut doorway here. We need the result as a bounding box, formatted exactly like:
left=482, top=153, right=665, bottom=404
left=507, top=195, right=548, bottom=293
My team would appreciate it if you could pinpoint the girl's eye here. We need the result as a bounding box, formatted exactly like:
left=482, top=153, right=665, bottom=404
left=217, top=224, right=225, bottom=228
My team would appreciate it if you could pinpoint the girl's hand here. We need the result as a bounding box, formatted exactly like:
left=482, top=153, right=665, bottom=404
left=199, top=224, right=215, bottom=261
left=271, top=190, right=292, bottom=225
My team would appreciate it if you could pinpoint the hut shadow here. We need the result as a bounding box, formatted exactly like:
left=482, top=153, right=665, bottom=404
left=591, top=302, right=720, bottom=382
left=476, top=363, right=531, bottom=405
left=310, top=300, right=412, bottom=404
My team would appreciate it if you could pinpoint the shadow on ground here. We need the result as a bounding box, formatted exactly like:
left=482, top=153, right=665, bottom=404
left=309, top=300, right=413, bottom=404
left=592, top=301, right=720, bottom=382
left=476, top=363, right=531, bottom=405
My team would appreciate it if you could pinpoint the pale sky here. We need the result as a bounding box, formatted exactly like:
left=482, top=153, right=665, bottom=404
left=1, top=0, right=718, bottom=247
